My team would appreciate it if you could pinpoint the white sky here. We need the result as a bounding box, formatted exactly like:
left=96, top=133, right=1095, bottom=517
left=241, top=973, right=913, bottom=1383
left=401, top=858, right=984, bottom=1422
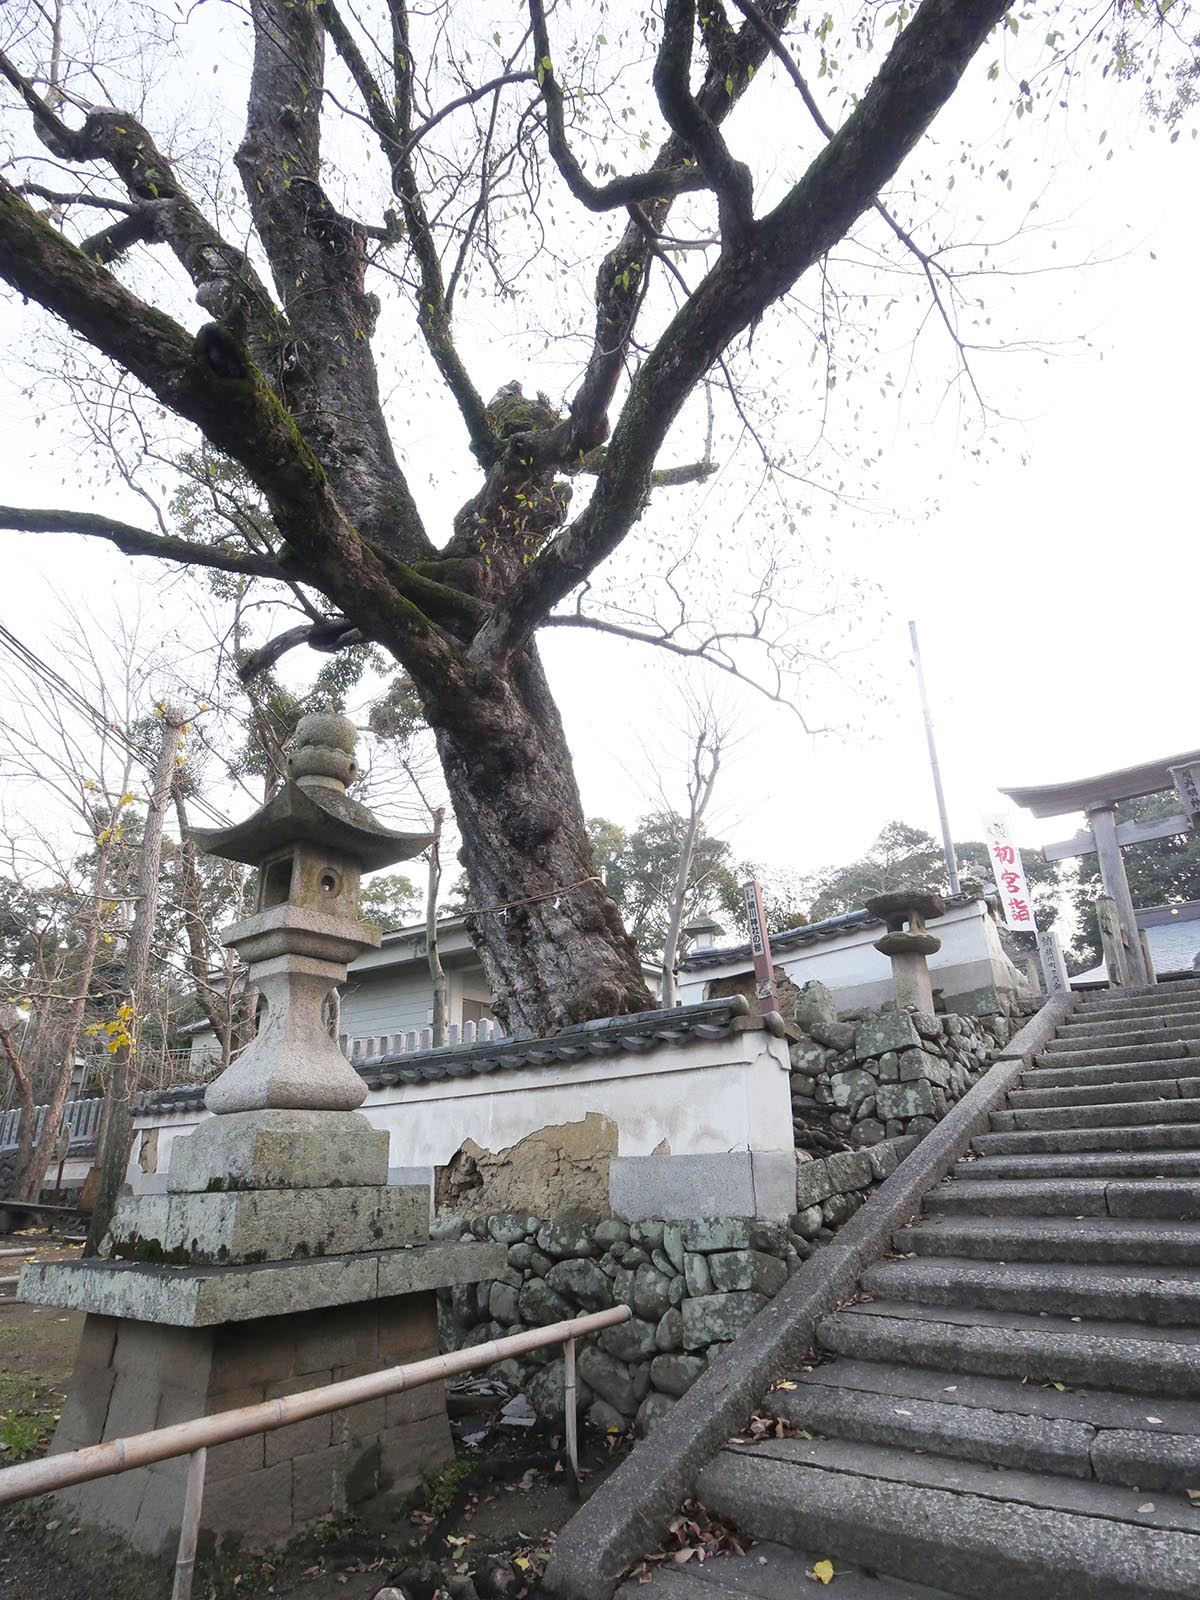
left=1, top=6, right=1196, bottom=895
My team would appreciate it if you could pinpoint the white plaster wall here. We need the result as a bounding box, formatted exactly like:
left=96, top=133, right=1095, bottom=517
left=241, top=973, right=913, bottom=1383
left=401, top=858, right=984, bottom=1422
left=124, top=1028, right=794, bottom=1193
left=678, top=899, right=1022, bottom=1011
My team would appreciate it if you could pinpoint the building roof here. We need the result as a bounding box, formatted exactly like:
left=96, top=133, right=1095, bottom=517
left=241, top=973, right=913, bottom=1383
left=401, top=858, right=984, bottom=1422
left=1073, top=901, right=1200, bottom=984
left=1000, top=750, right=1200, bottom=819
left=136, top=996, right=753, bottom=1115
left=680, top=892, right=982, bottom=972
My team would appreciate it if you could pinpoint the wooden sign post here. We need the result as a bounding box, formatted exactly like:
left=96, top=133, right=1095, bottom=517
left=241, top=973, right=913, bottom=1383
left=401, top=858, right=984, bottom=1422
left=742, top=879, right=779, bottom=1018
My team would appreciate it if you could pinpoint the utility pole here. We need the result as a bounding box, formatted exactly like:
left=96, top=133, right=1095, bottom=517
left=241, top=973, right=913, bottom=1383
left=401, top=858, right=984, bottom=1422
left=908, top=621, right=961, bottom=897
left=85, top=705, right=184, bottom=1254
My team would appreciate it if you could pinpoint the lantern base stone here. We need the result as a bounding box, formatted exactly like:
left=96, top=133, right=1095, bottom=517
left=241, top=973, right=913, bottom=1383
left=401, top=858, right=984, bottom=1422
left=167, top=1108, right=390, bottom=1193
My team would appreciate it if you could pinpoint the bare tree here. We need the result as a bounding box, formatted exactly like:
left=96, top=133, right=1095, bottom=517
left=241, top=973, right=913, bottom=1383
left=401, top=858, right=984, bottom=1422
left=659, top=697, right=735, bottom=1008
left=0, top=0, right=1186, bottom=1031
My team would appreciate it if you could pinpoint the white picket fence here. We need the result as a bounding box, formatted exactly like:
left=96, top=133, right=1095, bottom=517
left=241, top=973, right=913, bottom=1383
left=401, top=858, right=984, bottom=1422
left=338, top=1016, right=502, bottom=1062
left=0, top=1096, right=105, bottom=1152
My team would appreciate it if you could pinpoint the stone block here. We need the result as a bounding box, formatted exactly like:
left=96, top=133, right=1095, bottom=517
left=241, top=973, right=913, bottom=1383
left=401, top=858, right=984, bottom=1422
left=211, top=1321, right=295, bottom=1390
left=578, top=1347, right=636, bottom=1414
left=680, top=1217, right=787, bottom=1254
left=487, top=1213, right=538, bottom=1245
left=204, top=1385, right=269, bottom=1479
left=875, top=1079, right=936, bottom=1121
left=793, top=980, right=839, bottom=1036
left=681, top=1292, right=768, bottom=1349
left=588, top=1398, right=630, bottom=1434
left=655, top=1308, right=683, bottom=1352
left=293, top=1303, right=381, bottom=1375
left=384, top=1382, right=444, bottom=1428
left=105, top=1183, right=428, bottom=1265
left=489, top=1281, right=522, bottom=1324
left=649, top=1353, right=707, bottom=1397
left=264, top=1370, right=334, bottom=1465
left=636, top=1392, right=676, bottom=1436
left=167, top=1108, right=389, bottom=1192
left=518, top=1278, right=574, bottom=1326
left=855, top=1012, right=920, bottom=1061
left=597, top=1316, right=658, bottom=1364
left=594, top=1218, right=630, bottom=1249
left=811, top=1019, right=857, bottom=1052
left=683, top=1252, right=712, bottom=1296
left=536, top=1219, right=596, bottom=1258
left=291, top=1443, right=348, bottom=1523
left=546, top=1258, right=614, bottom=1311
left=851, top=1117, right=887, bottom=1147
left=51, top=1361, right=116, bottom=1455
left=866, top=1141, right=903, bottom=1182
left=201, top=1458, right=295, bottom=1553
left=791, top=1205, right=824, bottom=1240
left=707, top=1250, right=788, bottom=1295
left=631, top=1263, right=673, bottom=1320
left=662, top=1223, right=684, bottom=1272
left=379, top=1413, right=453, bottom=1495
left=830, top=1068, right=877, bottom=1112
left=877, top=1051, right=900, bottom=1082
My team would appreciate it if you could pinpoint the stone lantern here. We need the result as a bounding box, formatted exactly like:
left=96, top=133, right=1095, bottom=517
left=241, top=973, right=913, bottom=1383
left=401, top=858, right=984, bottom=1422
left=20, top=714, right=503, bottom=1555
left=865, top=887, right=946, bottom=1015
left=169, top=711, right=431, bottom=1188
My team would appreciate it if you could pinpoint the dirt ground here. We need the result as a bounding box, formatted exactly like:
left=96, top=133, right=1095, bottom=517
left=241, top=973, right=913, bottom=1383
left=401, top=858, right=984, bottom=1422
left=0, top=1230, right=633, bottom=1600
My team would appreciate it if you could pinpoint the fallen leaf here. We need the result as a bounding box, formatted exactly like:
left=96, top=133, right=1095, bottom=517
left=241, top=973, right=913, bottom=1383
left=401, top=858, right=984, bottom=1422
left=775, top=1380, right=798, bottom=1391
left=1137, top=1503, right=1155, bottom=1513
left=810, top=1558, right=835, bottom=1584
left=1186, top=1488, right=1200, bottom=1504
left=894, top=1408, right=913, bottom=1417
left=943, top=1386, right=958, bottom=1393
left=672, top=1548, right=697, bottom=1564
left=1147, top=1416, right=1164, bottom=1425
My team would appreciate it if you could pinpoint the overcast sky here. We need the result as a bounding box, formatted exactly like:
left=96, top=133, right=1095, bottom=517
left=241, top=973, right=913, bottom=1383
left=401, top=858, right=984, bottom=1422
left=1, top=5, right=1196, bottom=904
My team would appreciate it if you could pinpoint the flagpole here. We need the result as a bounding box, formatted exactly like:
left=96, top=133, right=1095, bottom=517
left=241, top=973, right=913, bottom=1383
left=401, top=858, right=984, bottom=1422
left=908, top=620, right=961, bottom=897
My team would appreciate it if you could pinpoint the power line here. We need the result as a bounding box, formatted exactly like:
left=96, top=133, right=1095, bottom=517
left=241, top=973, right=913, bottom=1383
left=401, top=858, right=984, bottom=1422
left=0, top=623, right=232, bottom=829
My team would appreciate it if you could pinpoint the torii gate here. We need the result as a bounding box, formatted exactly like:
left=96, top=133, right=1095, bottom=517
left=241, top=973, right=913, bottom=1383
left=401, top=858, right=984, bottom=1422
left=1001, top=749, right=1200, bottom=988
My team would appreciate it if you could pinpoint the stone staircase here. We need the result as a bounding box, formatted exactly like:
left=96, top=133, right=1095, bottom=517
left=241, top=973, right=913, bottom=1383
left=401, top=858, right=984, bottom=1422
left=624, top=980, right=1200, bottom=1599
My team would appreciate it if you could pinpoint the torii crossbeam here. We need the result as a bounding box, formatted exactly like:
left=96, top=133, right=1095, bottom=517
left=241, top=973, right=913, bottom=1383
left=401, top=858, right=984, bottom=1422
left=1001, top=749, right=1200, bottom=987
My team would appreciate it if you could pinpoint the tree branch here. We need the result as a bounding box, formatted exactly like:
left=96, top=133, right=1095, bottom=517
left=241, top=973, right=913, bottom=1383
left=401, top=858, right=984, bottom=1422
left=652, top=0, right=754, bottom=239
left=318, top=0, right=497, bottom=465
left=0, top=179, right=474, bottom=700
left=0, top=505, right=289, bottom=578
left=476, top=0, right=1013, bottom=664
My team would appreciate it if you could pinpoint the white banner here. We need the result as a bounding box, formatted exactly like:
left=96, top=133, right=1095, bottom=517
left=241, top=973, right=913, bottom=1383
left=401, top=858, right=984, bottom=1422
left=981, top=813, right=1038, bottom=933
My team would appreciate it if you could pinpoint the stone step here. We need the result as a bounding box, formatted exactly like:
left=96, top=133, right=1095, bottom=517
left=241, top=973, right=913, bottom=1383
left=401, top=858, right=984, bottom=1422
left=1045, top=1023, right=1200, bottom=1053
left=1008, top=1076, right=1200, bottom=1110
left=771, top=1369, right=1200, bottom=1491
left=1079, top=979, right=1200, bottom=1010
left=787, top=1356, right=1200, bottom=1488
left=862, top=1256, right=1200, bottom=1325
left=924, top=1177, right=1200, bottom=1219
left=1058, top=1008, right=1200, bottom=1039
left=696, top=1440, right=1200, bottom=1599
left=990, top=1099, right=1200, bottom=1134
left=958, top=1149, right=1200, bottom=1180
left=772, top=1377, right=1097, bottom=1479
left=1033, top=1040, right=1199, bottom=1070
left=818, top=1303, right=1200, bottom=1397
left=897, top=1214, right=1200, bottom=1268
left=615, top=1542, right=963, bottom=1600
left=973, top=1122, right=1200, bottom=1156
left=1019, top=1058, right=1200, bottom=1091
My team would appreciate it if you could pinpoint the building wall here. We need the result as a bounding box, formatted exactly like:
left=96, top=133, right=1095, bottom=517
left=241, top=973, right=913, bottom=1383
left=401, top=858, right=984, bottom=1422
left=679, top=899, right=1023, bottom=1016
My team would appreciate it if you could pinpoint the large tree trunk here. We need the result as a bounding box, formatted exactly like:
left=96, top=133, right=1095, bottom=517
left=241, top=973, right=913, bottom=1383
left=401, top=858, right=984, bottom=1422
left=433, top=644, right=653, bottom=1035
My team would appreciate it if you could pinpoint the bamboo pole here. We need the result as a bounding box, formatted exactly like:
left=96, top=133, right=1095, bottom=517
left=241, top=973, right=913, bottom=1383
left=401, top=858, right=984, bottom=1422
left=170, top=1448, right=207, bottom=1600
left=0, top=1305, right=630, bottom=1504
left=564, top=1335, right=579, bottom=1486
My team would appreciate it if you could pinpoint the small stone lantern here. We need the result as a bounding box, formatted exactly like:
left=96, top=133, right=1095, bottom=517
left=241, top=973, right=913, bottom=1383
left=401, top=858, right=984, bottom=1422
left=865, top=887, right=946, bottom=1015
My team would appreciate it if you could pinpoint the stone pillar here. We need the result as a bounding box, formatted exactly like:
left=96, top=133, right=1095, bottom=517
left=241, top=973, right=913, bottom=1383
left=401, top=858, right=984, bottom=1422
left=1088, top=804, right=1150, bottom=986
left=865, top=889, right=946, bottom=1016
left=20, top=715, right=503, bottom=1556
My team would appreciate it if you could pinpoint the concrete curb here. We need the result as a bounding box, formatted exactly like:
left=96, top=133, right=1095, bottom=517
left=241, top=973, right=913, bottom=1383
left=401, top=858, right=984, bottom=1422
left=541, top=992, right=1077, bottom=1600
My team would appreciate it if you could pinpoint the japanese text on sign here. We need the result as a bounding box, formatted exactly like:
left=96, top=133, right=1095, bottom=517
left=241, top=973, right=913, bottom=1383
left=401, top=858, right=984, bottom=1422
left=981, top=813, right=1038, bottom=933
